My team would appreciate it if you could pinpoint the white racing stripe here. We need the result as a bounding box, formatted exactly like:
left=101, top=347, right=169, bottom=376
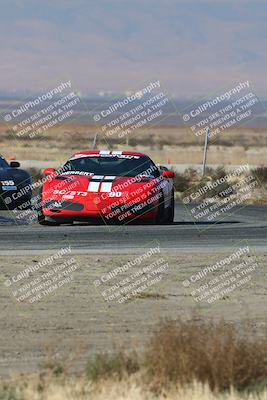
left=88, top=181, right=101, bottom=192
left=100, top=182, right=113, bottom=192
left=88, top=176, right=116, bottom=192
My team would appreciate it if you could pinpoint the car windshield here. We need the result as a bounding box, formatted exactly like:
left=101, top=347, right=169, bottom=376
left=0, top=156, right=9, bottom=169
left=62, top=155, right=160, bottom=178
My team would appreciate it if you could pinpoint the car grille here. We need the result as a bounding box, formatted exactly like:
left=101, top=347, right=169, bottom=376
left=44, top=200, right=84, bottom=211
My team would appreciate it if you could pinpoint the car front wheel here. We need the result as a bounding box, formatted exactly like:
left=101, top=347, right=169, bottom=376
left=165, top=192, right=175, bottom=224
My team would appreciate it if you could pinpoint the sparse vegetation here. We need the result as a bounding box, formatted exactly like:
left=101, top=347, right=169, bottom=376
left=2, top=378, right=267, bottom=400
left=143, top=318, right=267, bottom=393
left=252, top=167, right=267, bottom=183
left=173, top=171, right=191, bottom=192
left=84, top=318, right=267, bottom=395
left=87, top=351, right=139, bottom=382
left=172, top=166, right=267, bottom=203
left=1, top=319, right=265, bottom=399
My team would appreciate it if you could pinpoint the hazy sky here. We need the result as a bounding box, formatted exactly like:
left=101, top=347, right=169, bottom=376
left=0, top=0, right=266, bottom=97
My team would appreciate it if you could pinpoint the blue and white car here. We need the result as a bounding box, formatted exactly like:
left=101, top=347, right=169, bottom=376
left=0, top=155, right=32, bottom=210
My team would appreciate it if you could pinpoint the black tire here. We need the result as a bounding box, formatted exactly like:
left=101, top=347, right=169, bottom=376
left=165, top=192, right=175, bottom=224
left=155, top=191, right=165, bottom=224
left=38, top=216, right=60, bottom=226
left=38, top=210, right=60, bottom=226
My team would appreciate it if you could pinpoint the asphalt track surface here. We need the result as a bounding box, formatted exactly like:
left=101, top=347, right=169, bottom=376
left=0, top=202, right=266, bottom=254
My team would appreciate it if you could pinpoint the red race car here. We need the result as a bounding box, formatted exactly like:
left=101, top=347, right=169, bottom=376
left=37, top=150, right=175, bottom=225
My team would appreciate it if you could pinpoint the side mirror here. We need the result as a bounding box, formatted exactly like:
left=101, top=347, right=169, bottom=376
left=10, top=161, right=20, bottom=168
left=162, top=170, right=175, bottom=179
left=158, top=165, right=168, bottom=171
left=43, top=168, right=56, bottom=176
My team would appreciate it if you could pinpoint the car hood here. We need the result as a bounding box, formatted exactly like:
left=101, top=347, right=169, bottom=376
left=0, top=169, right=24, bottom=183
left=47, top=173, right=156, bottom=191
left=43, top=174, right=158, bottom=202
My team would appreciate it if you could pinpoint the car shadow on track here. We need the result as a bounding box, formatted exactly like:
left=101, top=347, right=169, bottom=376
left=69, top=220, right=241, bottom=227
left=171, top=220, right=240, bottom=226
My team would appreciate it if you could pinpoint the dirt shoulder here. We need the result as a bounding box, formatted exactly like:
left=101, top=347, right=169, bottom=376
left=0, top=251, right=266, bottom=376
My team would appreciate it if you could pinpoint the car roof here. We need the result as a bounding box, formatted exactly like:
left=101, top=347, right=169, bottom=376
left=73, top=150, right=147, bottom=157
